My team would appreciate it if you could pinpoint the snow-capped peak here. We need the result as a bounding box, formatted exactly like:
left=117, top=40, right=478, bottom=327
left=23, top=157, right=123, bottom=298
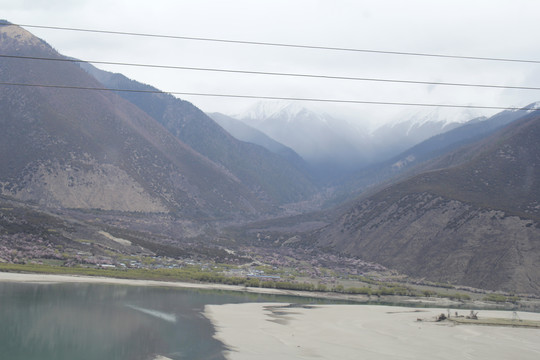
left=235, top=100, right=329, bottom=123
left=519, top=101, right=540, bottom=112
left=237, top=100, right=291, bottom=120
left=383, top=106, right=485, bottom=130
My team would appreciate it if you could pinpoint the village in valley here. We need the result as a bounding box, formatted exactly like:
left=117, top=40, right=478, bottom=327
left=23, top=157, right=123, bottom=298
left=1, top=214, right=538, bottom=314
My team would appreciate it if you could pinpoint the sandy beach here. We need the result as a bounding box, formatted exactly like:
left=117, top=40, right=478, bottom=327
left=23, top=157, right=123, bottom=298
left=205, top=303, right=540, bottom=360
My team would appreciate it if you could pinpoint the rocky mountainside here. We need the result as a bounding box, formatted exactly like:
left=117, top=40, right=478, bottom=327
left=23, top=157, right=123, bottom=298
left=309, top=111, right=540, bottom=295
left=0, top=23, right=272, bottom=219
left=80, top=65, right=318, bottom=204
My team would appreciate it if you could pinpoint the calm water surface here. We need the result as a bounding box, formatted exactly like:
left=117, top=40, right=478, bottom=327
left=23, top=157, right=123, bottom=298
left=0, top=282, right=331, bottom=360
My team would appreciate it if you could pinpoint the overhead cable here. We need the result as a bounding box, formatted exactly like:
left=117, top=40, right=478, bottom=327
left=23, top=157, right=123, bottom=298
left=1, top=80, right=538, bottom=111
left=1, top=54, right=539, bottom=92
left=3, top=22, right=540, bottom=65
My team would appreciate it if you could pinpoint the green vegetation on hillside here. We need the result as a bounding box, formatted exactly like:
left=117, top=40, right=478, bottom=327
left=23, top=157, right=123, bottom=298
left=0, top=263, right=476, bottom=301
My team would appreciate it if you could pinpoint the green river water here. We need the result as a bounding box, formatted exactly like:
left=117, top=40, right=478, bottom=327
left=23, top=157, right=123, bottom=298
left=0, top=281, right=332, bottom=360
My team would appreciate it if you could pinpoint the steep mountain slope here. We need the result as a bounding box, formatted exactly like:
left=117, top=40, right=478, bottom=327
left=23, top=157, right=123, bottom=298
left=408, top=112, right=540, bottom=217
left=310, top=111, right=540, bottom=294
left=80, top=65, right=317, bottom=204
left=0, top=23, right=268, bottom=219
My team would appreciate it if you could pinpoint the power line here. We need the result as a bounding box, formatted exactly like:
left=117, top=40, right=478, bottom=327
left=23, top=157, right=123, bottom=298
left=4, top=22, right=540, bottom=65
left=2, top=54, right=539, bottom=92
left=1, top=80, right=538, bottom=111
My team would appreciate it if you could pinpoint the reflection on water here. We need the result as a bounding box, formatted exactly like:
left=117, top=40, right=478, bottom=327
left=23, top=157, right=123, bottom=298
left=125, top=304, right=178, bottom=323
left=0, top=281, right=336, bottom=360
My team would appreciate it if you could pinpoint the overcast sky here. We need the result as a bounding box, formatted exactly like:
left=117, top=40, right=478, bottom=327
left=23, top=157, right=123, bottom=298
left=2, top=0, right=540, bottom=125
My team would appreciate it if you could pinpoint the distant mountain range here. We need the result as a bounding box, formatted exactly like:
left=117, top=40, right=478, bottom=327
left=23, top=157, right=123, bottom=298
left=219, top=101, right=484, bottom=181
left=232, top=101, right=371, bottom=180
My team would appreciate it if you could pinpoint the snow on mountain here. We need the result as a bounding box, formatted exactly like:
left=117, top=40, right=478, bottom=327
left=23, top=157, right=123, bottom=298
left=228, top=101, right=492, bottom=179
left=237, top=100, right=329, bottom=124
left=381, top=106, right=486, bottom=134
left=365, top=106, right=487, bottom=161
left=234, top=101, right=370, bottom=175
left=518, top=101, right=540, bottom=112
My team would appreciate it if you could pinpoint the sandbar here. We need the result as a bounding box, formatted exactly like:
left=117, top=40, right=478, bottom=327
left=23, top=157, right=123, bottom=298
left=204, top=303, right=540, bottom=360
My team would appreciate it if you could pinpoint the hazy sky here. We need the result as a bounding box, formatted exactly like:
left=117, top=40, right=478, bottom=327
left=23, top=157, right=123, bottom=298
left=2, top=0, right=540, bottom=124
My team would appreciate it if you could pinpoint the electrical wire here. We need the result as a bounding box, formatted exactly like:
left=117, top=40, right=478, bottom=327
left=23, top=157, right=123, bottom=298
left=3, top=22, right=540, bottom=65
left=1, top=54, right=539, bottom=92
left=1, top=22, right=539, bottom=111
left=1, top=80, right=538, bottom=111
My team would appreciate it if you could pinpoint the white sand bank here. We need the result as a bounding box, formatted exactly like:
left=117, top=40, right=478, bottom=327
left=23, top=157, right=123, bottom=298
left=205, top=303, right=540, bottom=360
